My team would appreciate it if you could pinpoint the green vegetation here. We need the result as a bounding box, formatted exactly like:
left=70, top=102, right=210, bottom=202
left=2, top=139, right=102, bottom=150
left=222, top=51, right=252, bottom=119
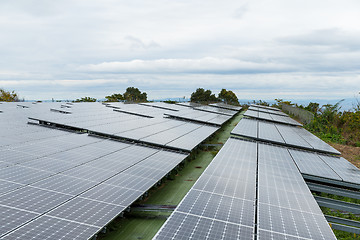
left=106, top=87, right=147, bottom=103
left=99, top=111, right=244, bottom=240
left=74, top=96, right=97, bottom=102
left=218, top=88, right=239, bottom=105
left=190, top=88, right=239, bottom=105
left=292, top=100, right=360, bottom=146
left=190, top=88, right=217, bottom=103
left=105, top=93, right=124, bottom=102
left=0, top=88, right=20, bottom=102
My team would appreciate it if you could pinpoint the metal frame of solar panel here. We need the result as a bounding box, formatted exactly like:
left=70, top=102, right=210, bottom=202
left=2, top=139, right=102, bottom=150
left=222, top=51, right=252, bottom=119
left=231, top=118, right=340, bottom=155
left=1, top=103, right=190, bottom=239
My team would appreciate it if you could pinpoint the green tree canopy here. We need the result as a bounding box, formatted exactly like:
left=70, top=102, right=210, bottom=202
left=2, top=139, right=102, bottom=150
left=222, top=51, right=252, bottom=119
left=190, top=88, right=217, bottom=103
left=105, top=93, right=124, bottom=102
left=0, top=88, right=20, bottom=102
left=218, top=89, right=239, bottom=105
left=74, top=97, right=97, bottom=102
left=123, top=87, right=147, bottom=102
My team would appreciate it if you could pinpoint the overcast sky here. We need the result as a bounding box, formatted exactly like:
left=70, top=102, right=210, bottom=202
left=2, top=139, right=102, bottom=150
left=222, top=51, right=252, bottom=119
left=1, top=0, right=360, bottom=102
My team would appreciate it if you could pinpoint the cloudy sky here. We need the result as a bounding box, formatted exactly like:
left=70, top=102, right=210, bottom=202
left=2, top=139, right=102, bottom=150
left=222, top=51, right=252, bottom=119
left=1, top=0, right=360, bottom=102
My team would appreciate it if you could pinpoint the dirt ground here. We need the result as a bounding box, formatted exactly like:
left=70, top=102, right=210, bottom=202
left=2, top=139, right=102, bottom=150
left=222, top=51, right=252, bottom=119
left=329, top=143, right=360, bottom=169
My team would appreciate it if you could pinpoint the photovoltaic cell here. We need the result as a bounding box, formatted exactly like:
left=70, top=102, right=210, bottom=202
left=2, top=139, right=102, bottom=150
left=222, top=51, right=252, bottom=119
left=46, top=197, right=126, bottom=227
left=31, top=174, right=97, bottom=196
left=0, top=165, right=53, bottom=185
left=155, top=212, right=254, bottom=240
left=0, top=205, right=39, bottom=238
left=80, top=184, right=143, bottom=206
left=0, top=180, right=23, bottom=195
left=1, top=215, right=100, bottom=240
left=0, top=186, right=73, bottom=214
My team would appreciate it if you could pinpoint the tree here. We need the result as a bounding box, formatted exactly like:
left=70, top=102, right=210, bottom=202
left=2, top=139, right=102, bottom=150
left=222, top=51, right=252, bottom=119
left=123, top=87, right=147, bottom=102
left=105, top=93, right=124, bottom=102
left=0, top=88, right=20, bottom=102
left=74, top=97, right=97, bottom=102
left=218, top=89, right=239, bottom=105
left=190, top=88, right=217, bottom=103
left=305, top=102, right=320, bottom=114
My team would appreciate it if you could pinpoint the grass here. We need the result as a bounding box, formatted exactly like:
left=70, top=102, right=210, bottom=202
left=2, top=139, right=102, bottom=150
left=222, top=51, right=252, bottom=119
left=99, top=111, right=244, bottom=240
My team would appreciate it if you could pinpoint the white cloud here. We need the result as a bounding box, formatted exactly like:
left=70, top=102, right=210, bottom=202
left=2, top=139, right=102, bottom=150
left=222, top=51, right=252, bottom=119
left=78, top=57, right=294, bottom=74
left=0, top=0, right=359, bottom=102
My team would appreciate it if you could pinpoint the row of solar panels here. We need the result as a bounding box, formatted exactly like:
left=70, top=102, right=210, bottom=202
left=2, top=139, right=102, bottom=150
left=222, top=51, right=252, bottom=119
left=244, top=109, right=302, bottom=127
left=0, top=101, right=241, bottom=239
left=154, top=138, right=337, bottom=240
left=232, top=107, right=360, bottom=188
left=248, top=105, right=288, bottom=117
left=0, top=130, right=189, bottom=239
left=232, top=118, right=340, bottom=155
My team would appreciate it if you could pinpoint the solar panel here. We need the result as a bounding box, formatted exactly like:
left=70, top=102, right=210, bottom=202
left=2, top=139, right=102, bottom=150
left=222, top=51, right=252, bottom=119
left=0, top=186, right=73, bottom=214
left=288, top=149, right=342, bottom=181
left=245, top=109, right=302, bottom=127
left=31, top=174, right=97, bottom=196
left=248, top=106, right=288, bottom=117
left=46, top=197, right=126, bottom=227
left=251, top=104, right=281, bottom=112
left=0, top=180, right=24, bottom=195
left=318, top=155, right=360, bottom=185
left=232, top=118, right=340, bottom=155
left=209, top=102, right=243, bottom=111
left=0, top=205, right=39, bottom=238
left=1, top=215, right=100, bottom=240
left=0, top=165, right=53, bottom=185
left=231, top=118, right=258, bottom=139
left=154, top=138, right=257, bottom=239
left=258, top=121, right=284, bottom=143
left=257, top=142, right=336, bottom=240
left=155, top=211, right=254, bottom=240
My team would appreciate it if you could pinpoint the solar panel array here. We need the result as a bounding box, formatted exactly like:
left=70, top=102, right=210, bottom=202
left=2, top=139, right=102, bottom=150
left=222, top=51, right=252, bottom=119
left=232, top=118, right=340, bottom=155
left=0, top=102, right=211, bottom=239
left=0, top=132, right=188, bottom=239
left=244, top=109, right=302, bottom=127
left=28, top=103, right=220, bottom=152
left=154, top=138, right=336, bottom=240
